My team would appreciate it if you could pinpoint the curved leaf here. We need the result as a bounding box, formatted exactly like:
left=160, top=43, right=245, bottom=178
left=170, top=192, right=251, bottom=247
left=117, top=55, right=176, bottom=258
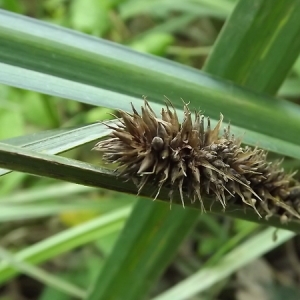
left=154, top=227, right=296, bottom=300
left=87, top=199, right=198, bottom=300
left=0, top=207, right=131, bottom=284
left=1, top=9, right=300, bottom=148
left=204, top=0, right=300, bottom=94
left=0, top=123, right=110, bottom=176
left=0, top=142, right=299, bottom=231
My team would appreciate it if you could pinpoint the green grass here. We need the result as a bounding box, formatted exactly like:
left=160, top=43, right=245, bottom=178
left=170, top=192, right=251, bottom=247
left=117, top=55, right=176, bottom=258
left=1, top=0, right=300, bottom=299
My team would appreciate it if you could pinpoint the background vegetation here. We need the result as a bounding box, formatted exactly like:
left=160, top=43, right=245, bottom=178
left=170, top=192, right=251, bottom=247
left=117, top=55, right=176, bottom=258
left=1, top=0, right=300, bottom=299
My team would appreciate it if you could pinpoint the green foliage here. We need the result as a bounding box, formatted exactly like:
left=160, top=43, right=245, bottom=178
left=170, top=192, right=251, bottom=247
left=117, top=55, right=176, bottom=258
left=0, top=0, right=300, bottom=299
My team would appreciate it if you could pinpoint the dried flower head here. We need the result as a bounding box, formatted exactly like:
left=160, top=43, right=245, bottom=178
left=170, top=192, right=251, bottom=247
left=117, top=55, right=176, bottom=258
left=94, top=100, right=300, bottom=221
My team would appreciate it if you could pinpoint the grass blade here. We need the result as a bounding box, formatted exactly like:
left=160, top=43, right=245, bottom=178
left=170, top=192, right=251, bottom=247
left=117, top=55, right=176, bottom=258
left=1, top=10, right=300, bottom=146
left=0, top=206, right=131, bottom=284
left=86, top=198, right=199, bottom=300
left=0, top=247, right=86, bottom=299
left=204, top=0, right=300, bottom=94
left=153, top=227, right=296, bottom=300
left=0, top=123, right=110, bottom=176
left=0, top=142, right=300, bottom=231
left=0, top=183, right=95, bottom=204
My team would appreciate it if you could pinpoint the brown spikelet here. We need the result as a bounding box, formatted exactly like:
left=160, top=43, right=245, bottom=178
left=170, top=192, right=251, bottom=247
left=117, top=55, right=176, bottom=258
left=93, top=100, right=300, bottom=221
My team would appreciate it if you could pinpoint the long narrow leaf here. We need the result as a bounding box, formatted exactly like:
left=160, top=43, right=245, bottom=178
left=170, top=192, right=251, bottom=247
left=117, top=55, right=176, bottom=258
left=204, top=0, right=300, bottom=94
left=0, top=183, right=95, bottom=204
left=86, top=199, right=199, bottom=300
left=2, top=63, right=300, bottom=160
left=0, top=123, right=110, bottom=176
left=0, top=247, right=86, bottom=299
left=0, top=142, right=298, bottom=230
left=0, top=202, right=119, bottom=222
left=153, top=227, right=296, bottom=300
left=0, top=206, right=131, bottom=284
left=1, top=10, right=300, bottom=146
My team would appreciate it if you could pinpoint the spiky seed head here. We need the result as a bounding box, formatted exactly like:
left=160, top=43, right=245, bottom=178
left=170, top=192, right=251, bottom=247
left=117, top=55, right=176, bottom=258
left=94, top=100, right=300, bottom=221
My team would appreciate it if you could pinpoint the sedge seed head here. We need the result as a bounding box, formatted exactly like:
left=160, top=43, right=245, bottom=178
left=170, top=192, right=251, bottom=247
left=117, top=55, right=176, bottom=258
left=94, top=100, right=300, bottom=221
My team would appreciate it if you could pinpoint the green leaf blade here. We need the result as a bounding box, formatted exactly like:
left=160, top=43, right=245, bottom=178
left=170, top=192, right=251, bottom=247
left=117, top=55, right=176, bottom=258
left=86, top=199, right=199, bottom=300
left=0, top=123, right=110, bottom=176
left=1, top=9, right=300, bottom=146
left=204, top=0, right=300, bottom=94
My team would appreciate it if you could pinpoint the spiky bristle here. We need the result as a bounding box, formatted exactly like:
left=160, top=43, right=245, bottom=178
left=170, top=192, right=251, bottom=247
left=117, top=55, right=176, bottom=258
left=93, top=100, right=300, bottom=221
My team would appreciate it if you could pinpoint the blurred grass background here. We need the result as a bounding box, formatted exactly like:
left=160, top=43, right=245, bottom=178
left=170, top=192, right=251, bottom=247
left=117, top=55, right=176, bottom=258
left=1, top=0, right=300, bottom=299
